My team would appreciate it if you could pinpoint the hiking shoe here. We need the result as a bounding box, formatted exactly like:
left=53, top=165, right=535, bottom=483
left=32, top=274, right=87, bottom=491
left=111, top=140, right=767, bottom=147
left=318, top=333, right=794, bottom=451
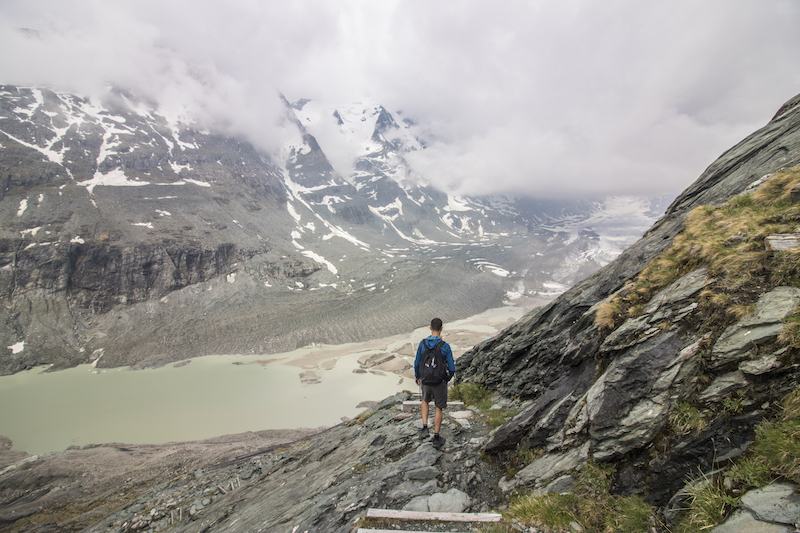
left=419, top=426, right=430, bottom=440
left=432, top=435, right=445, bottom=449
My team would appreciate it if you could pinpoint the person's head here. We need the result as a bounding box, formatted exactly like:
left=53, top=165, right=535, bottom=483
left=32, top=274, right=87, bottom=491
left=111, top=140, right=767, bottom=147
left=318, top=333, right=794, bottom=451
left=430, top=317, right=443, bottom=334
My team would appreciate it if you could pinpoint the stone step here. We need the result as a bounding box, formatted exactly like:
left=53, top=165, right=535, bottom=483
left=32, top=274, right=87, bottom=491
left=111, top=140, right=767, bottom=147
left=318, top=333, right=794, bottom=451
left=365, top=508, right=502, bottom=522
left=358, top=530, right=470, bottom=533
left=402, top=401, right=464, bottom=412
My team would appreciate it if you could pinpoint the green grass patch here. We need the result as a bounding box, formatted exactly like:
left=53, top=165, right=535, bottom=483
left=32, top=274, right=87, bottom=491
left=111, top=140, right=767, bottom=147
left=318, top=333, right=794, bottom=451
left=450, top=382, right=520, bottom=428
left=674, top=390, right=800, bottom=531
left=673, top=473, right=740, bottom=533
left=669, top=402, right=708, bottom=436
left=506, top=461, right=657, bottom=533
left=730, top=389, right=800, bottom=488
left=594, top=165, right=800, bottom=331
left=780, top=309, right=800, bottom=349
left=450, top=382, right=494, bottom=410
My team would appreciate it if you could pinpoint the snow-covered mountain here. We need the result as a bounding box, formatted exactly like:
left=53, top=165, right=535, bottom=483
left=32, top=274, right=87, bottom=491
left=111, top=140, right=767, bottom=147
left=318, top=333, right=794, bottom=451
left=0, top=86, right=668, bottom=373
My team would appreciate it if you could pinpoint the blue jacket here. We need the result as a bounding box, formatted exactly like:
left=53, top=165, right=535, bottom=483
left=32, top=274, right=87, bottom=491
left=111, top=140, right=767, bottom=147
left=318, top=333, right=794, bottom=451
left=414, top=336, right=455, bottom=380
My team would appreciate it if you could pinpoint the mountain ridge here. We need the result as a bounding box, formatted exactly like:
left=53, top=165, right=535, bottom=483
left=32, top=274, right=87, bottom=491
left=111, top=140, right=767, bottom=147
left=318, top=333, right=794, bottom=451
left=0, top=85, right=663, bottom=374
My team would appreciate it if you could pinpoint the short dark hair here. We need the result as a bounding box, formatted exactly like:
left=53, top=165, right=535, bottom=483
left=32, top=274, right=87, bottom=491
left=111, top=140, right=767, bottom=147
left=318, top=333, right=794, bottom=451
left=430, top=318, right=443, bottom=332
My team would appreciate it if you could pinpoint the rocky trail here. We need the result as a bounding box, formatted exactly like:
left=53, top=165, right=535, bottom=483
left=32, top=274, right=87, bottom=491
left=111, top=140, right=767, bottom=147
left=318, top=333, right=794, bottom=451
left=0, top=390, right=521, bottom=533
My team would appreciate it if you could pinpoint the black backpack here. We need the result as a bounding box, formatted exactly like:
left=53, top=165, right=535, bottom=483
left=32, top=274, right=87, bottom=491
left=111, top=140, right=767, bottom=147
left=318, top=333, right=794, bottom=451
left=419, top=340, right=449, bottom=385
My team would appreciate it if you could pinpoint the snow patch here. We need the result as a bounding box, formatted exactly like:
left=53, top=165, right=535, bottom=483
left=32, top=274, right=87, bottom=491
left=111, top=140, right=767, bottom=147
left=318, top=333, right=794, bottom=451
left=20, top=227, right=41, bottom=237
left=79, top=170, right=150, bottom=195
left=17, top=199, right=28, bottom=217
left=7, top=342, right=24, bottom=354
left=301, top=250, right=339, bottom=275
left=444, top=195, right=474, bottom=212
left=287, top=202, right=302, bottom=222
left=169, top=161, right=193, bottom=175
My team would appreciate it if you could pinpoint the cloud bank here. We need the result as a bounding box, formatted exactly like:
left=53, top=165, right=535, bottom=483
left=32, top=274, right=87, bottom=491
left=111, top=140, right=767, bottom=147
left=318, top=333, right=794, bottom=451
left=1, top=0, right=799, bottom=199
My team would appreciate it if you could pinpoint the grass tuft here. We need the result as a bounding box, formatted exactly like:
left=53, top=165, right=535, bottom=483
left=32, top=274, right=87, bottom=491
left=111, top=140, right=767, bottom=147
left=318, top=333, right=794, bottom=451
left=674, top=473, right=740, bottom=533
left=602, top=166, right=800, bottom=331
left=505, top=460, right=656, bottom=533
left=669, top=402, right=708, bottom=436
left=676, top=389, right=800, bottom=531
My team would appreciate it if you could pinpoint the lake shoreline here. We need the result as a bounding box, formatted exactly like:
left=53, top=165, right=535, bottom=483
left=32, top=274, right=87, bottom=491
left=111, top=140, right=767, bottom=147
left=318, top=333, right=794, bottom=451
left=0, top=303, right=540, bottom=456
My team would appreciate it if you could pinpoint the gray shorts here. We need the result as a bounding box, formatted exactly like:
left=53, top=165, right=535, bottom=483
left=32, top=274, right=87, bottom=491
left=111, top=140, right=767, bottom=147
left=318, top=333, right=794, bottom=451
left=421, top=381, right=448, bottom=409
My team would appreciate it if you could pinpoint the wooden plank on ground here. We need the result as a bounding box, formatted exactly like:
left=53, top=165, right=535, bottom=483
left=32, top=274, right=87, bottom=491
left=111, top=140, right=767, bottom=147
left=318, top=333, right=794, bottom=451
left=401, top=400, right=464, bottom=413
left=365, top=508, right=502, bottom=522
left=357, top=530, right=470, bottom=533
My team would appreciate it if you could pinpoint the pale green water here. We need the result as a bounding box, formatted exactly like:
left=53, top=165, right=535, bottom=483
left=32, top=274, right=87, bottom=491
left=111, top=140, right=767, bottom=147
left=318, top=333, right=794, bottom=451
left=0, top=351, right=407, bottom=455
left=0, top=304, right=529, bottom=456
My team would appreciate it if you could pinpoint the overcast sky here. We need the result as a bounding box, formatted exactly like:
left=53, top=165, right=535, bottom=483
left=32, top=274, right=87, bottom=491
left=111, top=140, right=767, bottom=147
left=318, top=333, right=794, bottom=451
left=2, top=0, right=800, bottom=199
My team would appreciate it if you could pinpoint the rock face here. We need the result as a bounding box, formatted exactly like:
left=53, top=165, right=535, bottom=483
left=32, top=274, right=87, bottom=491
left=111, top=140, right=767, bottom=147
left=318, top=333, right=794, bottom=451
left=458, top=91, right=800, bottom=505
left=67, top=393, right=505, bottom=533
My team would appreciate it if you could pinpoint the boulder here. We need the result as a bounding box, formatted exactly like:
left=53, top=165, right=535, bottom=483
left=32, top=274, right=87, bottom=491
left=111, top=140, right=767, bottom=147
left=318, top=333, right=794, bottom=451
left=710, top=510, right=793, bottom=533
left=402, top=495, right=430, bottom=512
left=740, top=482, right=800, bottom=526
left=765, top=234, right=800, bottom=251
left=711, top=287, right=800, bottom=369
left=500, top=441, right=589, bottom=493
left=427, top=488, right=472, bottom=513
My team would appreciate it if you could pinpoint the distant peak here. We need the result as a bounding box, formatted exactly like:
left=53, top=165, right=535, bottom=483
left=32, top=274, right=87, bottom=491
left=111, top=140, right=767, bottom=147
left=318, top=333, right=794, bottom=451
left=291, top=98, right=312, bottom=111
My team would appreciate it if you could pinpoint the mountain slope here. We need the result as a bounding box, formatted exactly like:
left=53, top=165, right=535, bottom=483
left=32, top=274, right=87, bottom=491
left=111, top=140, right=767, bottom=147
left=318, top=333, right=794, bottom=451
left=457, top=91, right=800, bottom=512
left=0, top=86, right=663, bottom=374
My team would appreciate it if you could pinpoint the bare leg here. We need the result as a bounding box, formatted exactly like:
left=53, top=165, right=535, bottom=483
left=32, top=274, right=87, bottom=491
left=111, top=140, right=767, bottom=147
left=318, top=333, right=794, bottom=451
left=434, top=407, right=443, bottom=434
left=421, top=399, right=429, bottom=427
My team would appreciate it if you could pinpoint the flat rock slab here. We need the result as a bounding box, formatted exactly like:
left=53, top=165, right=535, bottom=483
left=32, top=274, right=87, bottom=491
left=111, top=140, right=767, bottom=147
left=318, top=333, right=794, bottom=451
left=699, top=371, right=749, bottom=402
left=449, top=410, right=474, bottom=419
left=405, top=466, right=439, bottom=481
left=644, top=267, right=713, bottom=314
left=740, top=482, right=800, bottom=525
left=711, top=510, right=794, bottom=533
left=739, top=353, right=783, bottom=375
left=501, top=441, right=589, bottom=492
left=712, top=287, right=800, bottom=368
left=765, top=233, right=800, bottom=251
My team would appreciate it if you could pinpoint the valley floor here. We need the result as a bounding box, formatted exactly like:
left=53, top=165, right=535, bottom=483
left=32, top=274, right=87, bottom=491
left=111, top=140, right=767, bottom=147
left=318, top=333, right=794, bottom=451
left=0, top=303, right=540, bottom=532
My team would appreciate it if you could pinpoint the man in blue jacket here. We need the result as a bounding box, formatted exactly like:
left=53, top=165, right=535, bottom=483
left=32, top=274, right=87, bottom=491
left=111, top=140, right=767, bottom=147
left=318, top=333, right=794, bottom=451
left=414, top=317, right=456, bottom=449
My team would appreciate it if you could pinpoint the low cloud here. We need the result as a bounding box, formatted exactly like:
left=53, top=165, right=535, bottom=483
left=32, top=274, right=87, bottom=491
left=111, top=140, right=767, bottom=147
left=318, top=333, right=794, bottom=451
left=1, top=0, right=799, bottom=199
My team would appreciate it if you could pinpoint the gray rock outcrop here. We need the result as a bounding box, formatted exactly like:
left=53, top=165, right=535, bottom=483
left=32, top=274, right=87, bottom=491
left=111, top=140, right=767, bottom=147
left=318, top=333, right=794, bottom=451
left=711, top=286, right=800, bottom=369
left=711, top=483, right=800, bottom=533
left=458, top=90, right=800, bottom=506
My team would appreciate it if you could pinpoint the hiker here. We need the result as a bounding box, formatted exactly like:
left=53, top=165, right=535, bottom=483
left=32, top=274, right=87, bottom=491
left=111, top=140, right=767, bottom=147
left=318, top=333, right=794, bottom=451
left=414, top=317, right=456, bottom=448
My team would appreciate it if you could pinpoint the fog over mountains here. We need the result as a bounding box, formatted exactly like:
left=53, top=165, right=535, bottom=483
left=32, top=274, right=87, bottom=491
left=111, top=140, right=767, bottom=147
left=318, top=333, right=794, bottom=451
left=0, top=86, right=667, bottom=374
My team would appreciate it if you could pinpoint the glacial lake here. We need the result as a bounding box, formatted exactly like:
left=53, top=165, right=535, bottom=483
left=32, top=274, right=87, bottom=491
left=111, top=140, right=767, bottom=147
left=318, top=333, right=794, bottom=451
left=0, top=304, right=527, bottom=455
